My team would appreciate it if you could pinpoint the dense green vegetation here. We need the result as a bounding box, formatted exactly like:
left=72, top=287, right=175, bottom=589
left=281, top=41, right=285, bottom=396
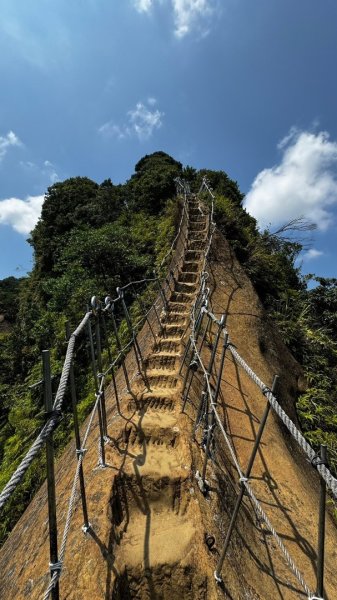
left=0, top=151, right=336, bottom=543
left=0, top=151, right=182, bottom=544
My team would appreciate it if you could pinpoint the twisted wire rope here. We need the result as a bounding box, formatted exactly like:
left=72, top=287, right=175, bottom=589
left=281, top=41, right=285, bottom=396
left=186, top=178, right=315, bottom=598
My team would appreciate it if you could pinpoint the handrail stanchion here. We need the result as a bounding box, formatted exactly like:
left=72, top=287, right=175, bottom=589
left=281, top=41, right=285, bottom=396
left=215, top=374, right=279, bottom=583
left=86, top=315, right=106, bottom=467
left=179, top=300, right=205, bottom=375
left=193, top=314, right=225, bottom=437
left=117, top=288, right=147, bottom=386
left=95, top=309, right=108, bottom=438
left=65, top=322, right=90, bottom=532
left=108, top=300, right=131, bottom=393
left=317, top=444, right=327, bottom=598
left=155, top=276, right=169, bottom=313
left=201, top=331, right=229, bottom=488
left=42, top=350, right=60, bottom=600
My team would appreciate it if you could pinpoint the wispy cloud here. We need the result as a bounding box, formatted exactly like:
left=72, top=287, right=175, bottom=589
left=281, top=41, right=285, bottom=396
left=245, top=128, right=337, bottom=231
left=43, top=160, right=59, bottom=183
left=132, top=0, right=216, bottom=38
left=98, top=99, right=164, bottom=141
left=0, top=195, right=44, bottom=235
left=302, top=248, right=324, bottom=262
left=173, top=0, right=214, bottom=38
left=134, top=0, right=153, bottom=11
left=20, top=159, right=60, bottom=185
left=0, top=130, right=22, bottom=161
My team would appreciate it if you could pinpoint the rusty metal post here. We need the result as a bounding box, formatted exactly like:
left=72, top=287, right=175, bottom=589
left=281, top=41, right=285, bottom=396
left=215, top=375, right=279, bottom=583
left=42, top=350, right=60, bottom=600
left=317, top=444, right=327, bottom=598
left=65, top=322, right=90, bottom=531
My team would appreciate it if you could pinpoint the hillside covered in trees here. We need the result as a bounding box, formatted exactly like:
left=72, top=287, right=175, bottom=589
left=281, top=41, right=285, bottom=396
left=0, top=151, right=336, bottom=545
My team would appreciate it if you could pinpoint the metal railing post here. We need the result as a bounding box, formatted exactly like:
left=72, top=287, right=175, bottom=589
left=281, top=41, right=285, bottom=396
left=42, top=350, right=60, bottom=600
left=117, top=288, right=143, bottom=371
left=95, top=311, right=108, bottom=438
left=179, top=303, right=205, bottom=375
left=155, top=276, right=168, bottom=312
left=108, top=300, right=131, bottom=393
left=181, top=355, right=199, bottom=413
left=201, top=332, right=229, bottom=486
left=86, top=317, right=106, bottom=467
left=193, top=315, right=225, bottom=436
left=215, top=374, right=279, bottom=583
left=65, top=322, right=90, bottom=532
left=317, top=444, right=327, bottom=598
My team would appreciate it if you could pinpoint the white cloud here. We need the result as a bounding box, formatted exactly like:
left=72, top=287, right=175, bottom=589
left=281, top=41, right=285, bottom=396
left=172, top=0, right=214, bottom=38
left=0, top=195, right=44, bottom=234
left=132, top=0, right=216, bottom=37
left=128, top=102, right=163, bottom=140
left=245, top=129, right=337, bottom=231
left=0, top=130, right=22, bottom=161
left=133, top=0, right=153, bottom=12
left=302, top=248, right=324, bottom=261
left=98, top=98, right=164, bottom=142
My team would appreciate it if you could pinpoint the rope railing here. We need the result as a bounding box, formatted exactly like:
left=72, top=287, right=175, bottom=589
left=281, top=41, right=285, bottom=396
left=180, top=177, right=332, bottom=599
left=0, top=178, right=192, bottom=599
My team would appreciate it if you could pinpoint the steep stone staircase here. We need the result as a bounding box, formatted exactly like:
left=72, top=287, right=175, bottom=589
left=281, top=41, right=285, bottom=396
left=104, top=197, right=213, bottom=598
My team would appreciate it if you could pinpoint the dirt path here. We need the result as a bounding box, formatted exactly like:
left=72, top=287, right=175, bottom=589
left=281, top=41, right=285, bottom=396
left=104, top=197, right=216, bottom=597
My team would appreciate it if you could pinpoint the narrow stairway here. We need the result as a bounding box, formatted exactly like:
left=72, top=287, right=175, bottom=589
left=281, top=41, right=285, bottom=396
left=105, top=197, right=213, bottom=599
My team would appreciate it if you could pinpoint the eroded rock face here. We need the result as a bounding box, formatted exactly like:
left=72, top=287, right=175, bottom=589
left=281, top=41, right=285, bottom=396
left=1, top=205, right=337, bottom=600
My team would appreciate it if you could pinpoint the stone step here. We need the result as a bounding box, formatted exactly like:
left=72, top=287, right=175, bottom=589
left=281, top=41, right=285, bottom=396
left=189, top=222, right=206, bottom=232
left=178, top=272, right=198, bottom=284
left=122, top=421, right=180, bottom=449
left=146, top=354, right=178, bottom=372
left=126, top=394, right=176, bottom=414
left=134, top=374, right=179, bottom=392
left=181, top=262, right=199, bottom=273
left=188, top=240, right=205, bottom=251
left=166, top=307, right=189, bottom=318
left=184, top=250, right=202, bottom=261
left=174, top=282, right=196, bottom=295
left=112, top=562, right=208, bottom=599
left=153, top=339, right=181, bottom=354
left=161, top=324, right=186, bottom=337
left=160, top=312, right=187, bottom=325
left=189, top=231, right=207, bottom=241
left=188, top=213, right=204, bottom=221
left=170, top=291, right=193, bottom=304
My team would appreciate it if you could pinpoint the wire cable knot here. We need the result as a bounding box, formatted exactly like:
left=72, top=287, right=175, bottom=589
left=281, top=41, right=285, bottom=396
left=49, top=561, right=62, bottom=573
left=76, top=448, right=87, bottom=457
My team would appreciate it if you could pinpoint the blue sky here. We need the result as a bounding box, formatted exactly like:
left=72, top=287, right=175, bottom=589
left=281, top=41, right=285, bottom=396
left=1, top=0, right=337, bottom=280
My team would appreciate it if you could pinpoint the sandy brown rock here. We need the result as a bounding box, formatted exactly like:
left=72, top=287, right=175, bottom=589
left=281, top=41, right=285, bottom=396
left=1, top=208, right=337, bottom=599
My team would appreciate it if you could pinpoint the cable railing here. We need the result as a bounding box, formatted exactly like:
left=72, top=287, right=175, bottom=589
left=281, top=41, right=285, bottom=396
left=179, top=177, right=336, bottom=600
left=0, top=178, right=192, bottom=599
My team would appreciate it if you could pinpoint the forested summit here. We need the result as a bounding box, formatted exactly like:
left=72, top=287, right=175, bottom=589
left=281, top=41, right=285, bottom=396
left=0, top=151, right=336, bottom=545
